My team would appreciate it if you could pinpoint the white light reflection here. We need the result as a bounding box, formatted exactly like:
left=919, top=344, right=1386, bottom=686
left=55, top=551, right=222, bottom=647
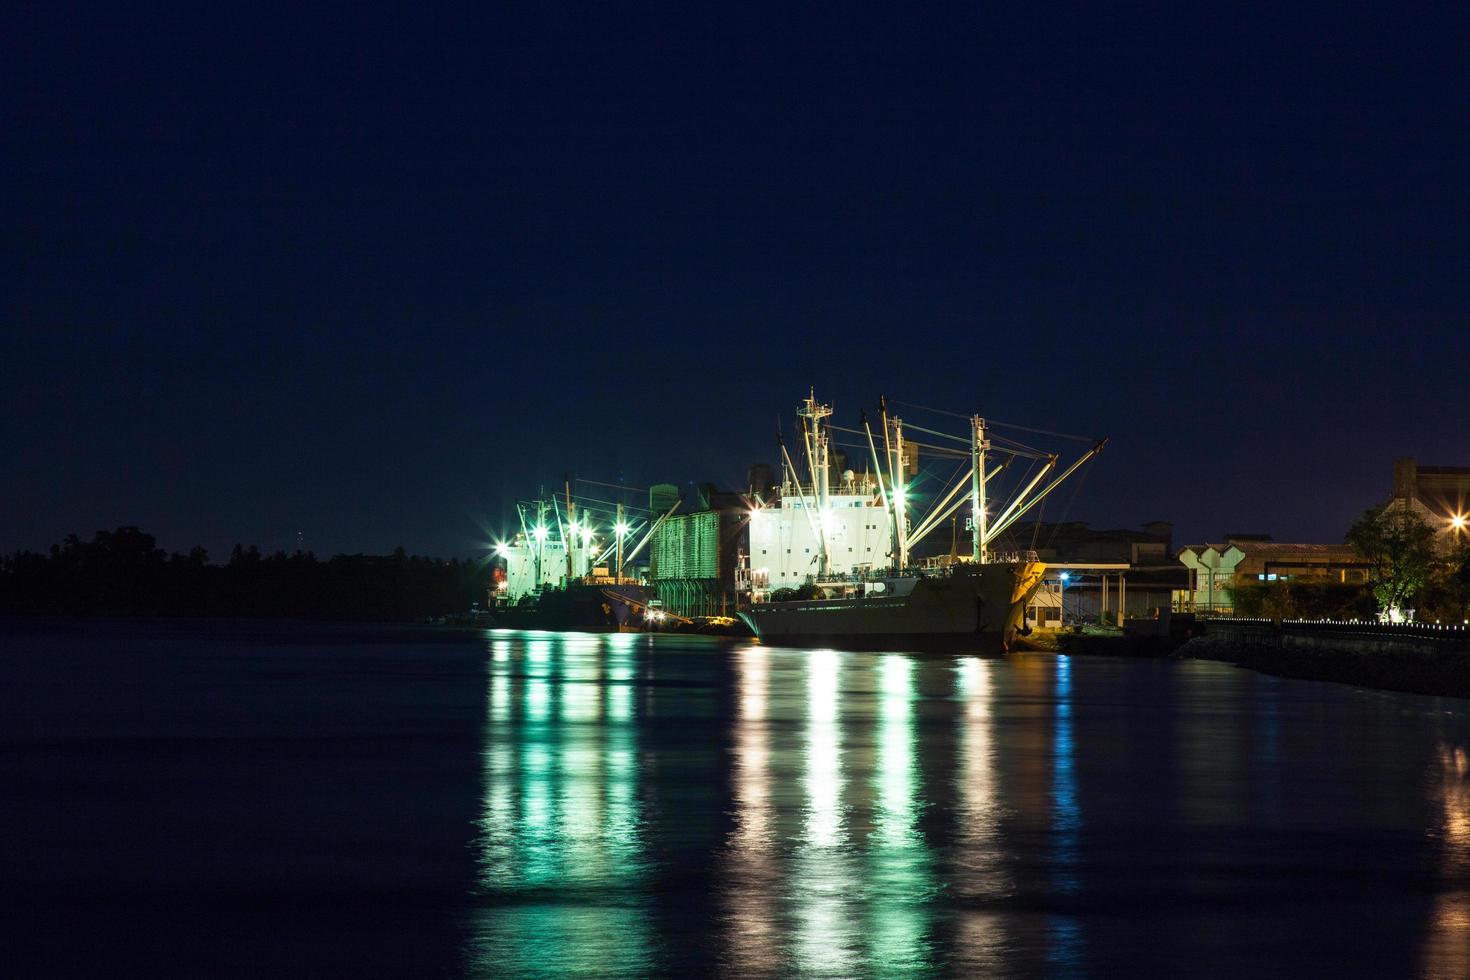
left=865, top=654, right=934, bottom=973
left=723, top=645, right=782, bottom=975
left=952, top=655, right=1010, bottom=972
left=794, top=648, right=858, bottom=976
left=806, top=649, right=843, bottom=848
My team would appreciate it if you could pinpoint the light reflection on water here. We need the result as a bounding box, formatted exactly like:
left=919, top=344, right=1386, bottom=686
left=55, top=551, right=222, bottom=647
left=1426, top=742, right=1470, bottom=978
left=953, top=655, right=1010, bottom=973
left=463, top=631, right=1470, bottom=977
left=1047, top=655, right=1082, bottom=974
left=792, top=648, right=858, bottom=976
left=467, top=632, right=650, bottom=978
left=31, top=621, right=1470, bottom=977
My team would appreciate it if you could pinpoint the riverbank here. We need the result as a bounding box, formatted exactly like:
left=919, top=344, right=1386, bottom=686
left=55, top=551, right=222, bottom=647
left=1049, top=620, right=1470, bottom=700
left=1172, top=631, right=1470, bottom=699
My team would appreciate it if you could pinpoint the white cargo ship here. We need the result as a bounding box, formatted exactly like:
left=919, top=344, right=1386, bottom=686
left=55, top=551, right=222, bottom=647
left=738, top=391, right=1102, bottom=652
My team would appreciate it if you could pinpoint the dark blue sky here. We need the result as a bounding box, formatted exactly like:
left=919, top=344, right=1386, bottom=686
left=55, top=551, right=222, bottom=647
left=4, top=3, right=1468, bottom=560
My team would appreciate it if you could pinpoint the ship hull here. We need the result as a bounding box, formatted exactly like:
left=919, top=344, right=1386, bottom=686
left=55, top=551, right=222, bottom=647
left=492, top=583, right=648, bottom=632
left=740, top=562, right=1044, bottom=654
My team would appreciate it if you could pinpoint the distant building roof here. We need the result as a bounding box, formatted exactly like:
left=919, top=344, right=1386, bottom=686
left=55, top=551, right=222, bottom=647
left=1180, top=543, right=1239, bottom=555
left=1180, top=541, right=1358, bottom=559
left=1228, top=541, right=1357, bottom=558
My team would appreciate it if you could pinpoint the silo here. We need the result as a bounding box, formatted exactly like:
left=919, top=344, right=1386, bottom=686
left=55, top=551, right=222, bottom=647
left=649, top=483, right=679, bottom=515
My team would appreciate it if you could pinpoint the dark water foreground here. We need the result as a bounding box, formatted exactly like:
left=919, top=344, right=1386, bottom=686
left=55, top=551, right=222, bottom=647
left=6, top=619, right=1470, bottom=977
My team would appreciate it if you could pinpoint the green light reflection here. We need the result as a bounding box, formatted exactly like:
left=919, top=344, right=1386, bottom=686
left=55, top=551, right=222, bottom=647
left=469, top=632, right=650, bottom=978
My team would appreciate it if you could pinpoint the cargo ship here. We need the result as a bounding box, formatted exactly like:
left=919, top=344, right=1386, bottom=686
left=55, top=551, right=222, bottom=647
left=736, top=391, right=1103, bottom=652
left=488, top=482, right=678, bottom=633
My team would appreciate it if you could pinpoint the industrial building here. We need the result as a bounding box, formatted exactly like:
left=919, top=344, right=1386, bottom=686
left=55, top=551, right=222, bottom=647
left=1390, top=457, right=1470, bottom=550
left=1177, top=537, right=1370, bottom=614
left=1002, top=521, right=1185, bottom=626
left=647, top=483, right=751, bottom=617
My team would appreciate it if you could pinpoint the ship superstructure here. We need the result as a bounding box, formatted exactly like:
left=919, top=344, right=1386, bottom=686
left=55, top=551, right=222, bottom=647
left=747, top=392, right=895, bottom=593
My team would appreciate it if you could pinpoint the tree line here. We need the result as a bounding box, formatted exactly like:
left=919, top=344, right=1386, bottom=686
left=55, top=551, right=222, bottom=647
left=0, top=527, right=491, bottom=621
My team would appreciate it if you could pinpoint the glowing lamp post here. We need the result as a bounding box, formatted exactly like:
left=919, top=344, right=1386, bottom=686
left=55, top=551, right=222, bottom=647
left=1059, top=571, right=1071, bottom=625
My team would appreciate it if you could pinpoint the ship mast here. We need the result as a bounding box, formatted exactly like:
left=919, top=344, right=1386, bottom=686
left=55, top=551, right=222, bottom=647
left=797, top=389, right=833, bottom=577
left=615, top=501, right=625, bottom=583
left=535, top=496, right=548, bottom=588
left=891, top=415, right=909, bottom=570
left=565, top=478, right=577, bottom=581
left=971, top=415, right=988, bottom=564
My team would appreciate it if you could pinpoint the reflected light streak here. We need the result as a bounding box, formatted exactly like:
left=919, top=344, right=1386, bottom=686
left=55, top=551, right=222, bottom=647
left=469, top=633, right=650, bottom=978
left=490, top=671, right=511, bottom=723
left=723, top=646, right=782, bottom=975
left=953, top=656, right=1010, bottom=972
left=806, top=649, right=843, bottom=847
left=562, top=638, right=602, bottom=723
left=1424, top=743, right=1470, bottom=978
left=866, top=654, right=933, bottom=973
left=1048, top=655, right=1083, bottom=974
left=794, top=648, right=858, bottom=976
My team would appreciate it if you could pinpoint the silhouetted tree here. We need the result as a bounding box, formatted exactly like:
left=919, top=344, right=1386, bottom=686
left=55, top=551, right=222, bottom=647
left=1347, top=507, right=1436, bottom=620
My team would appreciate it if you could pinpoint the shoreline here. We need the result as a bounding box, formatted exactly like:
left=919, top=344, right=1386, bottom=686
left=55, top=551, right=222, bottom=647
left=1052, top=628, right=1470, bottom=701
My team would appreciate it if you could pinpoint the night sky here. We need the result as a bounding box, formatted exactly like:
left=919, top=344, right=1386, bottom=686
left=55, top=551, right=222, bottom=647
left=5, top=3, right=1467, bottom=561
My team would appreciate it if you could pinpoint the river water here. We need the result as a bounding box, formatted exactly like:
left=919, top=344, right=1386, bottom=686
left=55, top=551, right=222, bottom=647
left=5, top=619, right=1470, bottom=977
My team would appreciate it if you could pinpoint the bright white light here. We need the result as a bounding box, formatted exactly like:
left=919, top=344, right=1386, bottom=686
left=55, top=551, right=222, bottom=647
left=615, top=522, right=630, bottom=536
left=581, top=526, right=594, bottom=546
left=892, top=486, right=906, bottom=507
left=533, top=525, right=548, bottom=541
left=494, top=541, right=511, bottom=556
left=1453, top=514, right=1467, bottom=530
left=1059, top=572, right=1071, bottom=582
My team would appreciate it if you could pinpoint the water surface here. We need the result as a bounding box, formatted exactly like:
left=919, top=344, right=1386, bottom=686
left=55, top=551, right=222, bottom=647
left=4, top=619, right=1470, bottom=977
